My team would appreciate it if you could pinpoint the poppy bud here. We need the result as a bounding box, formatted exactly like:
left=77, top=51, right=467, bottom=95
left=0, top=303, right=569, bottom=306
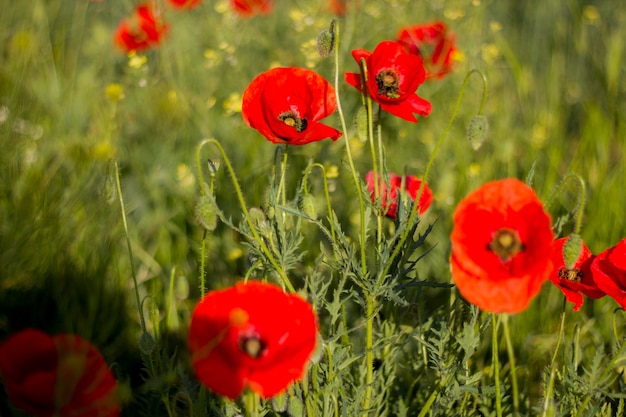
left=301, top=194, right=318, bottom=220
left=316, top=19, right=336, bottom=58
left=139, top=331, right=156, bottom=354
left=562, top=233, right=583, bottom=270
left=207, top=158, right=221, bottom=176
left=195, top=194, right=218, bottom=231
left=467, top=114, right=489, bottom=150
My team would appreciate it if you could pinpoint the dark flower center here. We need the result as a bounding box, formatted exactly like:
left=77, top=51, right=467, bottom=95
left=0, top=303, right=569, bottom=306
left=278, top=111, right=308, bottom=133
left=558, top=267, right=583, bottom=283
left=239, top=335, right=267, bottom=359
left=376, top=69, right=400, bottom=99
left=487, top=228, right=524, bottom=262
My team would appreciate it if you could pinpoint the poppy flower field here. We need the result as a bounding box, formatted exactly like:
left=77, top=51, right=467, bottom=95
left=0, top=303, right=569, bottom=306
left=1, top=1, right=625, bottom=416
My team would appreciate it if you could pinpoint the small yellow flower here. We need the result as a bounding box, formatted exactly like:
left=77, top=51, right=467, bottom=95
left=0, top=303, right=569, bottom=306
left=105, top=84, right=125, bottom=102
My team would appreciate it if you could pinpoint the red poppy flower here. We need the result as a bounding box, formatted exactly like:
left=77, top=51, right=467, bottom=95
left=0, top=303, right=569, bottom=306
left=230, top=0, right=273, bottom=17
left=397, top=21, right=459, bottom=80
left=591, top=238, right=626, bottom=309
left=113, top=4, right=168, bottom=53
left=167, top=0, right=201, bottom=9
left=450, top=179, right=554, bottom=313
left=327, top=0, right=359, bottom=16
left=0, top=329, right=119, bottom=417
left=345, top=40, right=432, bottom=123
left=242, top=67, right=342, bottom=145
left=188, top=281, right=318, bottom=399
left=549, top=237, right=605, bottom=311
left=365, top=171, right=433, bottom=220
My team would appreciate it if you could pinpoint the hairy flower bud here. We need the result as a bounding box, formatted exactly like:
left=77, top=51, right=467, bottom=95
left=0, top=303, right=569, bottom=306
left=195, top=194, right=218, bottom=231
left=316, top=19, right=336, bottom=58
left=467, top=114, right=489, bottom=150
left=139, top=332, right=156, bottom=355
left=301, top=194, right=318, bottom=220
left=562, top=233, right=583, bottom=270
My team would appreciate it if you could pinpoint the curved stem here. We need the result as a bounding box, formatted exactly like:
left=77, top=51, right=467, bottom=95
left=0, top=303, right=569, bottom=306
left=114, top=161, right=147, bottom=333
left=544, top=172, right=587, bottom=235
left=302, top=163, right=336, bottom=241
left=333, top=20, right=367, bottom=275
left=492, top=313, right=503, bottom=417
left=197, top=138, right=295, bottom=293
left=380, top=69, right=488, bottom=282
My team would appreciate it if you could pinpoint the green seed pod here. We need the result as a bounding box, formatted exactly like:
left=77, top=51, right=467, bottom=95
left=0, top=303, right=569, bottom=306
left=563, top=233, right=583, bottom=270
left=467, top=114, right=489, bottom=150
left=301, top=193, right=318, bottom=220
left=138, top=332, right=156, bottom=355
left=194, top=194, right=218, bottom=231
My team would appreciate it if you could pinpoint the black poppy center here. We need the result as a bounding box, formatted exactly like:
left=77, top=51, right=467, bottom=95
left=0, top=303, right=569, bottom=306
left=239, top=335, right=267, bottom=359
left=558, top=267, right=583, bottom=283
left=487, top=228, right=524, bottom=262
left=278, top=110, right=308, bottom=133
left=376, top=69, right=400, bottom=99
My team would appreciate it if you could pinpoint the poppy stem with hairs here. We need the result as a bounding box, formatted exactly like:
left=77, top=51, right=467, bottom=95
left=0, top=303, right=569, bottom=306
left=243, top=390, right=260, bottom=417
left=543, top=172, right=587, bottom=235
left=198, top=138, right=296, bottom=293
left=541, top=298, right=567, bottom=417
left=379, top=68, right=488, bottom=287
left=332, top=20, right=367, bottom=275
left=302, top=163, right=336, bottom=242
left=492, top=313, right=503, bottom=417
left=501, top=314, right=520, bottom=415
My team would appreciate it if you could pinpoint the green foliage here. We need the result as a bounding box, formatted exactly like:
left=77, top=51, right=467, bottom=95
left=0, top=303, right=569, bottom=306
left=1, top=0, right=625, bottom=416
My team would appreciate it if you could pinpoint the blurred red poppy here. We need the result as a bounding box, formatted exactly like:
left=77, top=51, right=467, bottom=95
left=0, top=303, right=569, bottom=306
left=591, top=238, right=626, bottom=308
left=365, top=171, right=433, bottom=220
left=188, top=281, right=318, bottom=399
left=327, top=0, right=359, bottom=16
left=397, top=21, right=459, bottom=80
left=450, top=179, right=554, bottom=313
left=167, top=0, right=201, bottom=9
left=113, top=4, right=168, bottom=53
left=345, top=40, right=431, bottom=123
left=549, top=236, right=605, bottom=311
left=242, top=67, right=342, bottom=145
left=231, top=0, right=273, bottom=17
left=0, top=329, right=119, bottom=417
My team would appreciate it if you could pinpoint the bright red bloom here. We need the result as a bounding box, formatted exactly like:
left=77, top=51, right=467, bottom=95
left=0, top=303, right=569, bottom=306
left=591, top=238, right=626, bottom=309
left=242, top=67, right=342, bottom=145
left=365, top=171, right=433, bottom=220
left=397, top=21, right=459, bottom=80
left=345, top=40, right=432, bottom=123
left=230, top=0, right=273, bottom=17
left=167, top=0, right=201, bottom=9
left=450, top=179, right=554, bottom=313
left=188, top=281, right=318, bottom=399
left=549, top=237, right=605, bottom=311
left=0, top=329, right=119, bottom=417
left=113, top=4, right=168, bottom=53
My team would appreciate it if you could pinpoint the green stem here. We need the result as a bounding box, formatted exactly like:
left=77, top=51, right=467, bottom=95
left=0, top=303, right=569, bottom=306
left=541, top=299, right=566, bottom=417
left=243, top=390, right=259, bottom=417
left=333, top=21, right=367, bottom=276
left=492, top=314, right=502, bottom=417
left=197, top=138, right=295, bottom=293
left=362, top=294, right=375, bottom=417
left=543, top=172, right=587, bottom=234
left=114, top=161, right=147, bottom=333
left=501, top=314, right=520, bottom=415
left=417, top=382, right=442, bottom=417
left=302, top=163, right=336, bottom=241
left=380, top=69, right=488, bottom=282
